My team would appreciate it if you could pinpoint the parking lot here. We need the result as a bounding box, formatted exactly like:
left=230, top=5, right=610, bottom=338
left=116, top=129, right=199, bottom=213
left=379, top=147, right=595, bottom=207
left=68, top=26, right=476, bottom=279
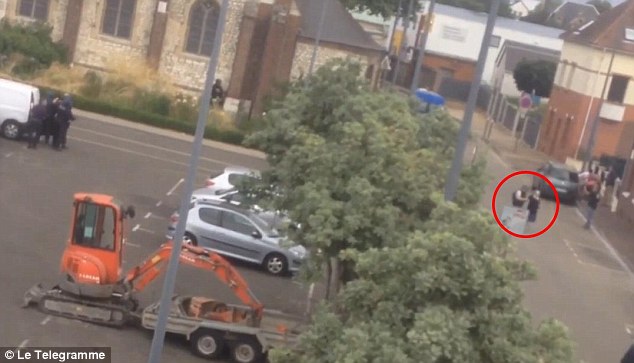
left=0, top=113, right=322, bottom=362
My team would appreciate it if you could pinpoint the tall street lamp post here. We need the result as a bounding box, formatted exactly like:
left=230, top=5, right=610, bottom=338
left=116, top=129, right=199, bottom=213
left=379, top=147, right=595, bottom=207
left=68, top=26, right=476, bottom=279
left=444, top=0, right=501, bottom=202
left=410, top=0, right=435, bottom=94
left=146, top=0, right=230, bottom=362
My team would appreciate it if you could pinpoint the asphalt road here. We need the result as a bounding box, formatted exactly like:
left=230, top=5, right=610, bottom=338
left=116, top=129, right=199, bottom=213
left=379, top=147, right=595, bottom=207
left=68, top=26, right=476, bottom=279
left=0, top=114, right=322, bottom=363
left=482, top=147, right=634, bottom=362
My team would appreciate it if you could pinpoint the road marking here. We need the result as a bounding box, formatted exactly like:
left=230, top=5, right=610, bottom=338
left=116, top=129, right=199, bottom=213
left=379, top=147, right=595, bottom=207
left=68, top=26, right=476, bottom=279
left=72, top=126, right=234, bottom=166
left=137, top=227, right=155, bottom=234
left=68, top=137, right=216, bottom=173
left=155, top=201, right=162, bottom=207
left=167, top=178, right=184, bottom=196
left=125, top=241, right=141, bottom=247
left=487, top=145, right=510, bottom=169
left=4, top=152, right=13, bottom=158
left=18, top=339, right=29, bottom=348
left=144, top=212, right=152, bottom=219
left=132, top=224, right=140, bottom=232
left=626, top=324, right=634, bottom=335
left=574, top=208, right=634, bottom=283
left=563, top=239, right=583, bottom=264
left=40, top=316, right=52, bottom=325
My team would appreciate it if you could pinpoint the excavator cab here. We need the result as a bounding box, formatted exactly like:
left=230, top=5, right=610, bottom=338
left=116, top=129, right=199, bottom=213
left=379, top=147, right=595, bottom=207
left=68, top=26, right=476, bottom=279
left=61, top=193, right=135, bottom=286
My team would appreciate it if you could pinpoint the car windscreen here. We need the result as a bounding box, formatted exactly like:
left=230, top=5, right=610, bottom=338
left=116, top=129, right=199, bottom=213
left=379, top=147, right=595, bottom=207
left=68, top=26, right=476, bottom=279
left=249, top=212, right=278, bottom=237
left=550, top=168, right=578, bottom=182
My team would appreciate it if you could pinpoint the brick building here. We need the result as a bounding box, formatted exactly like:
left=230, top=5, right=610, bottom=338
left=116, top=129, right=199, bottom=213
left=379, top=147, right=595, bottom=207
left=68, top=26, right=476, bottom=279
left=537, top=0, right=634, bottom=222
left=1, top=0, right=383, bottom=116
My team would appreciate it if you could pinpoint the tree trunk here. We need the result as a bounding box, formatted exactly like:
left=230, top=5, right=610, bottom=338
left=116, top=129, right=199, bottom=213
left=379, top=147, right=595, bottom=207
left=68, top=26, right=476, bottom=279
left=329, top=257, right=343, bottom=299
left=325, top=258, right=333, bottom=301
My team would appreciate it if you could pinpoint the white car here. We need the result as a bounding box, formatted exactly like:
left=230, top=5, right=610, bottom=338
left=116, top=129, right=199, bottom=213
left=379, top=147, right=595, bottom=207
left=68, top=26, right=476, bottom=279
left=0, top=78, right=40, bottom=140
left=205, top=166, right=261, bottom=194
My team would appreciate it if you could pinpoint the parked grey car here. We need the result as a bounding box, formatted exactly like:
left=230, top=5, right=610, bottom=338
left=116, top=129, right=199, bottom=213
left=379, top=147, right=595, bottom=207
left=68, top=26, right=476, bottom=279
left=167, top=200, right=306, bottom=276
left=533, top=161, right=580, bottom=203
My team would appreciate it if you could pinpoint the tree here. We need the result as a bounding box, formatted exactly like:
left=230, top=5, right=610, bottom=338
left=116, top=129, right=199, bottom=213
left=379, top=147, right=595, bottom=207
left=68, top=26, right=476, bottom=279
left=270, top=203, right=575, bottom=363
left=586, top=0, right=612, bottom=13
left=339, top=0, right=512, bottom=19
left=244, top=59, right=485, bottom=295
left=521, top=0, right=562, bottom=27
left=513, top=59, right=557, bottom=98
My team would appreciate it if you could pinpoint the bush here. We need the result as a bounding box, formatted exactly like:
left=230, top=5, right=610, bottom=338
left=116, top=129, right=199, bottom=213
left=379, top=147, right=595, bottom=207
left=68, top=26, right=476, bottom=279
left=133, top=89, right=171, bottom=116
left=37, top=86, right=246, bottom=146
left=0, top=20, right=67, bottom=75
left=78, top=71, right=103, bottom=98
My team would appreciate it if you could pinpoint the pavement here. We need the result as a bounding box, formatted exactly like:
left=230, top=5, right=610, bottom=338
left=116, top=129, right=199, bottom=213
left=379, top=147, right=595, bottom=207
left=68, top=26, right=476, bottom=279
left=447, top=103, right=634, bottom=362
left=0, top=113, right=321, bottom=363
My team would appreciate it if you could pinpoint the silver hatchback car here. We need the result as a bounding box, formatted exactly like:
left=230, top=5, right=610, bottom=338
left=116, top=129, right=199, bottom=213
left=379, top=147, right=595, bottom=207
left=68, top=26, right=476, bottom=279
left=167, top=200, right=307, bottom=276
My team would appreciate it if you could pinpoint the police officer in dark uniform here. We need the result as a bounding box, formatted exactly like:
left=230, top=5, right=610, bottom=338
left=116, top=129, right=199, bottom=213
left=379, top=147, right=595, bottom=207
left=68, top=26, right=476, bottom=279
left=27, top=101, right=48, bottom=149
left=54, top=96, right=75, bottom=150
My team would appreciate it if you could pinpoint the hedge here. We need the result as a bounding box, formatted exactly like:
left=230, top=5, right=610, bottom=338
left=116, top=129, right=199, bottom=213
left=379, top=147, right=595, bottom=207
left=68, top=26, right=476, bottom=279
left=37, top=86, right=246, bottom=146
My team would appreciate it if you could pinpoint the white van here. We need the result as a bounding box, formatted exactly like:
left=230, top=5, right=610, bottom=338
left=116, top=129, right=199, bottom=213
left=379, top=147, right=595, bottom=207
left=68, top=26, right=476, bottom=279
left=0, top=78, right=40, bottom=140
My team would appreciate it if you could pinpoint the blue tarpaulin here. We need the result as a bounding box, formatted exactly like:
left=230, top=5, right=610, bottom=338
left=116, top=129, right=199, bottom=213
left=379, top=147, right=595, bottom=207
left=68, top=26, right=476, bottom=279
left=415, top=88, right=445, bottom=106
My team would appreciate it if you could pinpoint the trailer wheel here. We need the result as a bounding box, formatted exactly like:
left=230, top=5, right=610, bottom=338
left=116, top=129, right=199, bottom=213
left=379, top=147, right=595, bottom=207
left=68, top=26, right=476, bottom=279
left=230, top=338, right=264, bottom=363
left=191, top=329, right=225, bottom=359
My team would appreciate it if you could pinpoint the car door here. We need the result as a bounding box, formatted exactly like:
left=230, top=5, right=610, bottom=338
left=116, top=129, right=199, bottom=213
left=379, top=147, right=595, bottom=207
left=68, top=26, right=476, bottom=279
left=192, top=206, right=223, bottom=251
left=216, top=210, right=262, bottom=262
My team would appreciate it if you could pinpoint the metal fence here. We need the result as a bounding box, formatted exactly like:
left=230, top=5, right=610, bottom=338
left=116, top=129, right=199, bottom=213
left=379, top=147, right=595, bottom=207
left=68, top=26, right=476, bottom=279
left=484, top=90, right=543, bottom=149
left=437, top=78, right=491, bottom=110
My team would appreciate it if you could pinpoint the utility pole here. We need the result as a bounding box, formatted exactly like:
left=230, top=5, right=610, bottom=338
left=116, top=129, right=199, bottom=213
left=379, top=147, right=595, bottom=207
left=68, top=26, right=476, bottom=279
left=146, top=0, right=230, bottom=362
left=307, top=0, right=328, bottom=78
left=583, top=46, right=617, bottom=170
left=410, top=0, right=435, bottom=94
left=444, top=0, right=501, bottom=202
left=391, top=0, right=414, bottom=85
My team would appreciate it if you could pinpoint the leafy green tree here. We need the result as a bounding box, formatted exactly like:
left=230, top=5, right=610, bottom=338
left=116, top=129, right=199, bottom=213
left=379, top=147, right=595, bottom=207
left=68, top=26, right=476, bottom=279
left=513, top=59, right=557, bottom=98
left=340, top=0, right=512, bottom=19
left=521, top=0, right=562, bottom=27
left=270, top=203, right=575, bottom=363
left=244, top=60, right=485, bottom=294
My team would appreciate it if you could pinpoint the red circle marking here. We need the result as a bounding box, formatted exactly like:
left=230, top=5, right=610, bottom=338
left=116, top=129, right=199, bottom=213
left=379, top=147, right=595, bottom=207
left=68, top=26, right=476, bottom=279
left=491, top=170, right=560, bottom=239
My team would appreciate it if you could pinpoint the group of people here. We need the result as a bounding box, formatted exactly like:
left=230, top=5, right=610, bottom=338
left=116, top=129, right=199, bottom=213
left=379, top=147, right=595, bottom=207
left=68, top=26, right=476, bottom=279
left=26, top=92, right=75, bottom=150
left=512, top=185, right=541, bottom=228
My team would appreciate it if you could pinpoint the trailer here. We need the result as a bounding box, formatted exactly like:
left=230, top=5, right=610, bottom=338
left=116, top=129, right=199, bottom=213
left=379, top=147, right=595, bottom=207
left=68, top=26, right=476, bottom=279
left=141, top=295, right=305, bottom=363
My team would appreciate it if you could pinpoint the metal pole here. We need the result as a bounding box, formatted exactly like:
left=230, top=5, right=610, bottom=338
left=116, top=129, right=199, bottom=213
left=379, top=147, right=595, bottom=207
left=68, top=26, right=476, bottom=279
left=444, top=0, right=501, bottom=202
left=307, top=0, right=328, bottom=77
left=382, top=0, right=403, bottom=87
left=583, top=47, right=616, bottom=170
left=391, top=0, right=414, bottom=85
left=146, top=0, right=230, bottom=362
left=410, top=0, right=435, bottom=93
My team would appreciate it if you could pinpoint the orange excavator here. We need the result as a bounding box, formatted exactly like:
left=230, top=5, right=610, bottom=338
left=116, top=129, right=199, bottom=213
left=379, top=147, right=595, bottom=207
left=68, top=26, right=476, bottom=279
left=23, top=193, right=263, bottom=327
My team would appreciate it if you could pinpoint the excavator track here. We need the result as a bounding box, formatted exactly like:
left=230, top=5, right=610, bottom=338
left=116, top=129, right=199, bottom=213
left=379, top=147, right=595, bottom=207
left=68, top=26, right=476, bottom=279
left=36, top=287, right=136, bottom=328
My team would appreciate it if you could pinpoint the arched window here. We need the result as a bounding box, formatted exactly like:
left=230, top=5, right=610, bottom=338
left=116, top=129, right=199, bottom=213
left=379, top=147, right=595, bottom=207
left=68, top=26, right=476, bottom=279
left=102, top=0, right=136, bottom=39
left=186, top=0, right=220, bottom=56
left=19, top=0, right=49, bottom=21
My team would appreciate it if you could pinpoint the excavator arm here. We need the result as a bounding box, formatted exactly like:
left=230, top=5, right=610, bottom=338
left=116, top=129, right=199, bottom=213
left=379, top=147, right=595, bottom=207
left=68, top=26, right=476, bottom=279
left=124, top=242, right=264, bottom=320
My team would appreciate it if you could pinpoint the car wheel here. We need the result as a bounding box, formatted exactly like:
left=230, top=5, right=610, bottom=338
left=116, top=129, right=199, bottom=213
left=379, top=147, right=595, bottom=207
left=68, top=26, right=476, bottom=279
left=2, top=120, right=21, bottom=140
left=263, top=253, right=287, bottom=275
left=230, top=337, right=264, bottom=363
left=190, top=329, right=225, bottom=359
left=183, top=232, right=198, bottom=246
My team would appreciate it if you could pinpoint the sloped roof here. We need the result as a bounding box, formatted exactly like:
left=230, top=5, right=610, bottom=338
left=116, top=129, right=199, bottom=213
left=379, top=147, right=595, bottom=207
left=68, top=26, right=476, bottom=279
left=495, top=40, right=561, bottom=72
left=294, top=0, right=384, bottom=52
left=548, top=2, right=599, bottom=27
left=561, top=0, right=634, bottom=53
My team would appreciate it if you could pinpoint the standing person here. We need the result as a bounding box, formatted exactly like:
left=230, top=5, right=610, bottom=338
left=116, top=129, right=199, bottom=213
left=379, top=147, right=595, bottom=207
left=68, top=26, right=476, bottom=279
left=583, top=183, right=600, bottom=230
left=621, top=344, right=634, bottom=363
left=602, top=166, right=617, bottom=206
left=55, top=95, right=75, bottom=150
left=211, top=79, right=225, bottom=109
left=27, top=100, right=48, bottom=149
left=512, top=185, right=529, bottom=207
left=526, top=188, right=540, bottom=232
left=43, top=92, right=58, bottom=145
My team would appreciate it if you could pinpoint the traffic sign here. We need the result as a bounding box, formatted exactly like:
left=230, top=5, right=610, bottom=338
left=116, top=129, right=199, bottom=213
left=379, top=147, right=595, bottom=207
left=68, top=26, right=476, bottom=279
left=519, top=91, right=532, bottom=117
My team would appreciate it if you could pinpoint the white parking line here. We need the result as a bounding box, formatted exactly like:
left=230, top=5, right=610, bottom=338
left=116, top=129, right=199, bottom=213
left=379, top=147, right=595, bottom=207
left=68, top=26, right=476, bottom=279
left=167, top=178, right=184, bottom=196
left=72, top=126, right=233, bottom=166
left=137, top=227, right=155, bottom=234
left=626, top=324, right=634, bottom=335
left=4, top=152, right=13, bottom=158
left=144, top=212, right=152, bottom=219
left=132, top=224, right=140, bottom=232
left=18, top=339, right=29, bottom=348
left=155, top=201, right=162, bottom=207
left=40, top=316, right=52, bottom=325
left=125, top=242, right=141, bottom=247
left=68, top=137, right=216, bottom=173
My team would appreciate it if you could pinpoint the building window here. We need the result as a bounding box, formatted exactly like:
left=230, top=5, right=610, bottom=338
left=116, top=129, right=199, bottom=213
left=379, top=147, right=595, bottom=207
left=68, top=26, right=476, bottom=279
left=607, top=74, right=629, bottom=104
left=19, top=0, right=49, bottom=21
left=186, top=0, right=220, bottom=56
left=490, top=35, right=501, bottom=48
left=102, top=0, right=136, bottom=39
